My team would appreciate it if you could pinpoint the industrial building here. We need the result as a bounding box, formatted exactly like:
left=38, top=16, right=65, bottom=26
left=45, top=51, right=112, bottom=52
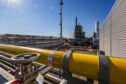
left=74, top=17, right=86, bottom=40
left=92, top=21, right=100, bottom=49
left=70, top=17, right=87, bottom=46
left=100, top=0, right=126, bottom=57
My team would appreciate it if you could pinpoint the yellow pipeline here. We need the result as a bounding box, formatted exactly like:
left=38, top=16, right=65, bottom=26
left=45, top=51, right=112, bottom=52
left=0, top=44, right=126, bottom=84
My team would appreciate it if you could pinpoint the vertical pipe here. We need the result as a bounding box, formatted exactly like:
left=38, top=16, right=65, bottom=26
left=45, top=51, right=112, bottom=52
left=75, top=17, right=78, bottom=26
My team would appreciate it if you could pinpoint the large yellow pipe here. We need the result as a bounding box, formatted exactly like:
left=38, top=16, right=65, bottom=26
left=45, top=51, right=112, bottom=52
left=0, top=44, right=126, bottom=84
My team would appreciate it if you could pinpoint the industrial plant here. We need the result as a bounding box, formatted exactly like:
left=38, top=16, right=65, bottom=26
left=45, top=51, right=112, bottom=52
left=0, top=0, right=126, bottom=84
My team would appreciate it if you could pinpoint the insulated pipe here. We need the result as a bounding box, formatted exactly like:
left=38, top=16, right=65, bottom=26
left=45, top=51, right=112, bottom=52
left=0, top=44, right=126, bottom=84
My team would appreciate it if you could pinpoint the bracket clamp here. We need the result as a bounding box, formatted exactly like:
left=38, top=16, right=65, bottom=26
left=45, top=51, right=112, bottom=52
left=98, top=51, right=109, bottom=84
left=61, top=49, right=74, bottom=78
left=48, top=50, right=56, bottom=67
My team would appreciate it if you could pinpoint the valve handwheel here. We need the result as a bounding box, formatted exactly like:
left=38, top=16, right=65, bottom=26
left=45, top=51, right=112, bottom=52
left=11, top=53, right=40, bottom=64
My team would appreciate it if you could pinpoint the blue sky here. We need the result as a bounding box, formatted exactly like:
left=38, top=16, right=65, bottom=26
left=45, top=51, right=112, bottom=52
left=0, top=0, right=115, bottom=38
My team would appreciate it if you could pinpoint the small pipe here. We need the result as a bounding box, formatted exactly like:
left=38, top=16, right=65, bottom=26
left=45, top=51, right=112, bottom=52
left=0, top=62, right=15, bottom=73
left=60, top=79, right=67, bottom=84
left=0, top=53, right=40, bottom=64
left=0, top=59, right=16, bottom=69
left=44, top=73, right=62, bottom=84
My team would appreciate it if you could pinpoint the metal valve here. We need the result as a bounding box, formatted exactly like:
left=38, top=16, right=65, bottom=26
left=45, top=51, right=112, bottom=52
left=0, top=52, right=42, bottom=84
left=13, top=53, right=40, bottom=84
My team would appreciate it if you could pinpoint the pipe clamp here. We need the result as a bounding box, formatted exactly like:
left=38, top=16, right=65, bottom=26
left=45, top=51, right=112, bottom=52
left=62, top=49, right=74, bottom=74
left=48, top=50, right=56, bottom=66
left=98, top=51, right=109, bottom=84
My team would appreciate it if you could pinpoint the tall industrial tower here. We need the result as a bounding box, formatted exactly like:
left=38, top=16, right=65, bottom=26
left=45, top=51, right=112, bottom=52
left=75, top=17, right=78, bottom=26
left=59, top=0, right=63, bottom=40
left=74, top=17, right=85, bottom=40
left=95, top=21, right=100, bottom=39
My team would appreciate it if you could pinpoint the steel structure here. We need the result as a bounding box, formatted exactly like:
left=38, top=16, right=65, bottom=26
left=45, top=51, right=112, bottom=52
left=59, top=0, right=63, bottom=40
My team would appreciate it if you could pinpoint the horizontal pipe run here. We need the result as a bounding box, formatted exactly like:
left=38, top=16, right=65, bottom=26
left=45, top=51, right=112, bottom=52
left=0, top=62, right=16, bottom=73
left=44, top=73, right=62, bottom=84
left=0, top=44, right=126, bottom=84
left=0, top=59, right=16, bottom=69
